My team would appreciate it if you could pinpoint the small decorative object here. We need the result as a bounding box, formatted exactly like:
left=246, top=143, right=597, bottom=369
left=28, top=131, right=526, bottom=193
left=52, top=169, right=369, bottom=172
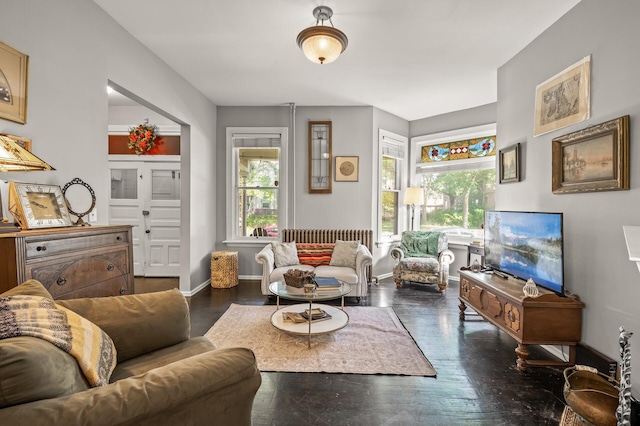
left=470, top=259, right=482, bottom=273
left=8, top=182, right=72, bottom=229
left=283, top=269, right=316, bottom=288
left=552, top=115, right=629, bottom=194
left=499, top=143, right=521, bottom=183
left=303, top=283, right=316, bottom=294
left=534, top=55, right=590, bottom=136
left=128, top=119, right=158, bottom=155
left=62, top=178, right=96, bottom=226
left=335, top=156, right=358, bottom=182
left=0, top=42, right=29, bottom=124
left=616, top=326, right=633, bottom=426
left=523, top=278, right=539, bottom=298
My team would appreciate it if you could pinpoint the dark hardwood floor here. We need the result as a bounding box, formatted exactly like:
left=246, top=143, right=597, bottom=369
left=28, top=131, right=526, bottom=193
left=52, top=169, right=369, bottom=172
left=180, top=277, right=567, bottom=425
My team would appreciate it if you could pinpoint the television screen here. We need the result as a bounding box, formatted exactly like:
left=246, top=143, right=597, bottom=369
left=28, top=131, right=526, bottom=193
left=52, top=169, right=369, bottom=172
left=484, top=211, right=564, bottom=294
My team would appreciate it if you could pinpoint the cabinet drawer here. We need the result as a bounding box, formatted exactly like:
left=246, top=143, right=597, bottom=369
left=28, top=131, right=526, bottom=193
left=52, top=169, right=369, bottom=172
left=25, top=231, right=130, bottom=259
left=50, top=275, right=131, bottom=300
left=26, top=248, right=130, bottom=297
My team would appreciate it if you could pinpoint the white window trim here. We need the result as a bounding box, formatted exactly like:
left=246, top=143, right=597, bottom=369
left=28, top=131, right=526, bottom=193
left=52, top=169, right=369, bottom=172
left=224, top=127, right=288, bottom=244
left=377, top=129, right=408, bottom=245
left=410, top=123, right=496, bottom=243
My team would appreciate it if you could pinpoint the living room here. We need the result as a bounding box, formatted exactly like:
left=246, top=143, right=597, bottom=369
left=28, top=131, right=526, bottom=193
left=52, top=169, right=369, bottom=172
left=1, top=0, right=639, bottom=423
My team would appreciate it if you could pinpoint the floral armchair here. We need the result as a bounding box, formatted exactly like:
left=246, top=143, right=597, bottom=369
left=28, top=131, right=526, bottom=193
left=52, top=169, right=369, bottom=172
left=390, top=231, right=455, bottom=293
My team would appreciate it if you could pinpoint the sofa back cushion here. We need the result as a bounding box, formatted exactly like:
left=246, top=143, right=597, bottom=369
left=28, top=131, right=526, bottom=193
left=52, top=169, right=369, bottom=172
left=296, top=243, right=335, bottom=267
left=57, top=289, right=190, bottom=363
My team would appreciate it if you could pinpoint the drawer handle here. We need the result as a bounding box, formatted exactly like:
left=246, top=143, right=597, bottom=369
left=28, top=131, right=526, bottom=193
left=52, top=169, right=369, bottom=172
left=107, top=264, right=115, bottom=271
left=36, top=245, right=47, bottom=252
left=56, top=276, right=67, bottom=285
left=116, top=236, right=122, bottom=241
left=119, top=287, right=126, bottom=295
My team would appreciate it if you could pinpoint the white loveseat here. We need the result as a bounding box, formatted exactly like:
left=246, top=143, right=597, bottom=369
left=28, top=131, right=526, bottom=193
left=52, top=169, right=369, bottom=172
left=255, top=229, right=373, bottom=298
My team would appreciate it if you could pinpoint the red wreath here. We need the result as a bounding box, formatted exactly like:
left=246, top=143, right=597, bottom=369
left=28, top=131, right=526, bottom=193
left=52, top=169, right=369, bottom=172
left=128, top=121, right=158, bottom=155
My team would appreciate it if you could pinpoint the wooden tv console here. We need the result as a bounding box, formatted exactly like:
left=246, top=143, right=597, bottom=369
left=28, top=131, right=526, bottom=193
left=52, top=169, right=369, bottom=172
left=459, top=270, right=584, bottom=371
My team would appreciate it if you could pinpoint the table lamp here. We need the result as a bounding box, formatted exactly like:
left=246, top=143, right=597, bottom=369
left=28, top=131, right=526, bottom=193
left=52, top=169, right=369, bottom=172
left=0, top=134, right=54, bottom=232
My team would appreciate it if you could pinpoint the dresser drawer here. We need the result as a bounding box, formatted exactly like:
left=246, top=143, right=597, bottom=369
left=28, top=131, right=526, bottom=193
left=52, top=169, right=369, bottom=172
left=25, top=231, right=130, bottom=259
left=49, top=275, right=131, bottom=300
left=26, top=247, right=131, bottom=298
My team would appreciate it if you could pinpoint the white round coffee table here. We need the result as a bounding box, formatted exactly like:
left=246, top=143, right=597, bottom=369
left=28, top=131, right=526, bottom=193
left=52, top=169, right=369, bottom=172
left=268, top=281, right=351, bottom=348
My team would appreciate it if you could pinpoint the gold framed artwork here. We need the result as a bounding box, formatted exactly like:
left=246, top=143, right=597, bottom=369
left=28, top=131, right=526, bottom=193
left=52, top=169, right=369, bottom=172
left=552, top=115, right=629, bottom=194
left=534, top=55, right=590, bottom=137
left=8, top=182, right=73, bottom=229
left=335, top=156, right=358, bottom=182
left=499, top=143, right=520, bottom=184
left=0, top=133, right=31, bottom=151
left=0, top=42, right=29, bottom=124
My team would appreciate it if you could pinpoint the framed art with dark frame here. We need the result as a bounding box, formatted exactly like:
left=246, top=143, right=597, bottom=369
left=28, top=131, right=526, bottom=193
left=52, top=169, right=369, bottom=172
left=8, top=182, right=73, bottom=229
left=0, top=42, right=29, bottom=124
left=552, top=115, right=629, bottom=194
left=534, top=55, right=590, bottom=137
left=335, top=156, right=359, bottom=182
left=499, top=143, right=520, bottom=184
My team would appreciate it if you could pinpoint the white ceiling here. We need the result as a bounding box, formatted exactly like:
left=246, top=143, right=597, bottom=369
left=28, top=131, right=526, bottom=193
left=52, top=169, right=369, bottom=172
left=96, top=0, right=581, bottom=121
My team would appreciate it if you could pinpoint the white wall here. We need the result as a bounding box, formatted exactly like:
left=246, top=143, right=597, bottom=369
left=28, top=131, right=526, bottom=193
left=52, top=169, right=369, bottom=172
left=1, top=0, right=217, bottom=293
left=497, top=0, right=640, bottom=393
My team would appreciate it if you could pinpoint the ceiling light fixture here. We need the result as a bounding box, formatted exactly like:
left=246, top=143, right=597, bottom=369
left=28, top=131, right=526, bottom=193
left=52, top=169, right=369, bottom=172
left=296, top=6, right=348, bottom=65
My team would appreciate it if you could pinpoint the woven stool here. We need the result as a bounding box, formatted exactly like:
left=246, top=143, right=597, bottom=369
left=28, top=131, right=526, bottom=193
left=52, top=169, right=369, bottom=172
left=210, top=250, right=238, bottom=288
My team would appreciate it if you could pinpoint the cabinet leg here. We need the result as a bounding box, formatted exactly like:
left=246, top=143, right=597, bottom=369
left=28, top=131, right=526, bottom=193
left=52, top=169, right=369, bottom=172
left=459, top=300, right=467, bottom=320
left=515, top=344, right=530, bottom=371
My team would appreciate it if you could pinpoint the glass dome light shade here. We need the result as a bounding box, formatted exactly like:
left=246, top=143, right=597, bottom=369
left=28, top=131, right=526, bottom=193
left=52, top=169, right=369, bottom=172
left=297, top=26, right=348, bottom=65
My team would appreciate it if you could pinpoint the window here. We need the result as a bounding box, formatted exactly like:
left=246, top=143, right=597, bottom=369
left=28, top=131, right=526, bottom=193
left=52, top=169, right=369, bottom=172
left=226, top=128, right=288, bottom=241
left=411, top=124, right=496, bottom=243
left=378, top=130, right=407, bottom=241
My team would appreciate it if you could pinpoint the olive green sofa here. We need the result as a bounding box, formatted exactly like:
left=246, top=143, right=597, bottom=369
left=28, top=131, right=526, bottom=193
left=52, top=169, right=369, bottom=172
left=0, top=280, right=261, bottom=425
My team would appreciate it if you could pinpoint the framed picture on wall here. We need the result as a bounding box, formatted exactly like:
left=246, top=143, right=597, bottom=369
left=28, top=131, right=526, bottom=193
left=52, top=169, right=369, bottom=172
left=335, top=156, right=358, bottom=182
left=499, top=143, right=520, bottom=184
left=534, top=55, right=590, bottom=137
left=0, top=42, right=29, bottom=124
left=552, top=115, right=629, bottom=194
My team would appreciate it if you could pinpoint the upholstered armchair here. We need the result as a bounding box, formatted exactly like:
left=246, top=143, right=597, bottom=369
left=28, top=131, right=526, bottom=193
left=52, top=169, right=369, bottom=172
left=390, top=231, right=455, bottom=293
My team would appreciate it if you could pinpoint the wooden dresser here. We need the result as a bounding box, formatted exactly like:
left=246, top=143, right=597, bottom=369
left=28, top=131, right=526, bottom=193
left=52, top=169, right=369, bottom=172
left=0, top=225, right=134, bottom=299
left=459, top=270, right=584, bottom=371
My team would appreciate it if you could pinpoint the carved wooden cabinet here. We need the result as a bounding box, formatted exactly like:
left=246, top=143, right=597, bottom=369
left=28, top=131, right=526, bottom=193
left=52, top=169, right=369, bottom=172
left=459, top=270, right=584, bottom=371
left=0, top=225, right=134, bottom=299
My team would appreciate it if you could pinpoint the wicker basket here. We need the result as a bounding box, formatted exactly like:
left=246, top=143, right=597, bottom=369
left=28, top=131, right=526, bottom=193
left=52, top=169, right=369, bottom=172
left=283, top=269, right=316, bottom=288
left=210, top=250, right=238, bottom=288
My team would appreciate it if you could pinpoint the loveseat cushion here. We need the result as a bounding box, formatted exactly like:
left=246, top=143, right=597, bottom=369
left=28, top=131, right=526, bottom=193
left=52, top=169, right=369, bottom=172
left=329, top=240, right=360, bottom=269
left=271, top=241, right=299, bottom=267
left=0, top=336, right=90, bottom=408
left=57, top=289, right=191, bottom=363
left=1, top=279, right=54, bottom=300
left=296, top=243, right=334, bottom=267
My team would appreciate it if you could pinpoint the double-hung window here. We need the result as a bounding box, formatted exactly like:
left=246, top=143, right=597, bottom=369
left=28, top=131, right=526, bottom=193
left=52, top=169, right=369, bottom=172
left=378, top=130, right=407, bottom=242
left=226, top=127, right=288, bottom=241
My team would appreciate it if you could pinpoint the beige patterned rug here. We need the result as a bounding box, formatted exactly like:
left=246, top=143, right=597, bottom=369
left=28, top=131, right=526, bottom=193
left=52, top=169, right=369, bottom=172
left=205, top=303, right=436, bottom=376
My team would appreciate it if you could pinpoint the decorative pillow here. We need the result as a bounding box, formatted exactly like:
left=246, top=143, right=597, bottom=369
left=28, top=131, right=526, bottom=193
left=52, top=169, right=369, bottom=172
left=297, top=243, right=335, bottom=267
left=329, top=240, right=360, bottom=269
left=271, top=241, right=300, bottom=268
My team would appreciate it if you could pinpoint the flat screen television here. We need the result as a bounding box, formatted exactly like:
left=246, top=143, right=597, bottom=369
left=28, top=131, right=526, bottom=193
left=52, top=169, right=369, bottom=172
left=483, top=210, right=564, bottom=295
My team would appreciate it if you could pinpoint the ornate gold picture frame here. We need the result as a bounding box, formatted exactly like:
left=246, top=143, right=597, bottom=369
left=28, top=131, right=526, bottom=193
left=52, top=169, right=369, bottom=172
left=552, top=115, right=629, bottom=194
left=0, top=42, right=29, bottom=124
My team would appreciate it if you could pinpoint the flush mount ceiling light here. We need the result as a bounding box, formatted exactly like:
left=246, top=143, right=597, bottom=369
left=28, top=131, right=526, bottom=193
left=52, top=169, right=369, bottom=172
left=296, top=6, right=348, bottom=65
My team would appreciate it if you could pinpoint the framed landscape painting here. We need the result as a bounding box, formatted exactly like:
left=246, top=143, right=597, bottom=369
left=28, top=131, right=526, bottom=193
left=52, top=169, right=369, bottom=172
left=499, top=143, right=520, bottom=184
left=0, top=42, right=29, bottom=124
left=552, top=115, right=629, bottom=194
left=534, top=56, right=590, bottom=137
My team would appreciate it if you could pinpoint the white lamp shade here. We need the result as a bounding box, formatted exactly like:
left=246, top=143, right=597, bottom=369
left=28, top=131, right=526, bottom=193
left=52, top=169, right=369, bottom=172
left=404, top=187, right=424, bottom=205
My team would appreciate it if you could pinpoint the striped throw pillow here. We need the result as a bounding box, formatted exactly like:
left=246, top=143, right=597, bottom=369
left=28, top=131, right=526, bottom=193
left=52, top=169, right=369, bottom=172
left=296, top=243, right=335, bottom=267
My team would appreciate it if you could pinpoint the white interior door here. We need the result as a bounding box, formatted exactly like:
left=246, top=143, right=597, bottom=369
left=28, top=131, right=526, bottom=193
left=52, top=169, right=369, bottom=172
left=109, top=160, right=181, bottom=277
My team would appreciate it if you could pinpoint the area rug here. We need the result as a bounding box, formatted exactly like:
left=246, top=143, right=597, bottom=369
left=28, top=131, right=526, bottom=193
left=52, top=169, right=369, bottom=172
left=205, top=303, right=436, bottom=376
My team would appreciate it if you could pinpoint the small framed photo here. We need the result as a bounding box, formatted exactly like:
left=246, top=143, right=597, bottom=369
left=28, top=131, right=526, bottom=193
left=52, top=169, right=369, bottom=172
left=335, top=156, right=358, bottom=182
left=499, top=143, right=520, bottom=184
left=534, top=56, right=590, bottom=137
left=552, top=115, right=629, bottom=194
left=0, top=42, right=29, bottom=124
left=8, top=182, right=73, bottom=229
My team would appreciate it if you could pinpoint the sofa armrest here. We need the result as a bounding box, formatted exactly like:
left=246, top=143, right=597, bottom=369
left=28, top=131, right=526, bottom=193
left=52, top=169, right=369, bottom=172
left=0, top=347, right=261, bottom=426
left=255, top=244, right=275, bottom=293
left=355, top=244, right=373, bottom=284
left=438, top=249, right=455, bottom=285
left=390, top=246, right=405, bottom=263
left=57, top=289, right=190, bottom=363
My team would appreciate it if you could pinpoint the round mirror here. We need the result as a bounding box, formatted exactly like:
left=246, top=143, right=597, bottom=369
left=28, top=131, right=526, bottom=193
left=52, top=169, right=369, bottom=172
left=62, top=178, right=96, bottom=226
